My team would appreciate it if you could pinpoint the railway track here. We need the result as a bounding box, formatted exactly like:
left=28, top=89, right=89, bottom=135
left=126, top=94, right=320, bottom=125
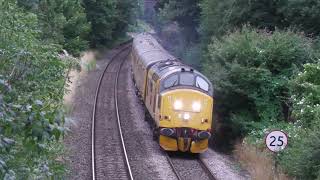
left=198, top=157, right=217, bottom=180
left=91, top=41, right=133, bottom=180
left=166, top=152, right=216, bottom=180
left=91, top=40, right=216, bottom=180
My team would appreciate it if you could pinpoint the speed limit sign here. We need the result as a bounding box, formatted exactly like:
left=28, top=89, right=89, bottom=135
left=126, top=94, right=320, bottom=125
left=265, top=130, right=288, bottom=152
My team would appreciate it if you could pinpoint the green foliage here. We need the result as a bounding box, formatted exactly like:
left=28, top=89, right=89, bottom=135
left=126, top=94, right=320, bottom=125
left=0, top=0, right=137, bottom=178
left=37, top=0, right=67, bottom=45
left=291, top=62, right=320, bottom=128
left=0, top=0, right=76, bottom=178
left=83, top=0, right=137, bottom=47
left=199, top=0, right=235, bottom=41
left=279, top=0, right=320, bottom=36
left=155, top=0, right=200, bottom=42
left=277, top=63, right=320, bottom=179
left=240, top=50, right=320, bottom=180
left=199, top=0, right=320, bottom=41
left=61, top=0, right=91, bottom=56
left=278, top=128, right=320, bottom=179
left=128, top=19, right=153, bottom=33
left=18, top=0, right=91, bottom=56
left=202, top=27, right=317, bottom=136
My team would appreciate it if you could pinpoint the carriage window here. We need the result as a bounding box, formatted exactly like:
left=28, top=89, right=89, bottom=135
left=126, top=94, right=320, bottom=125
left=164, top=74, right=178, bottom=88
left=180, top=73, right=194, bottom=86
left=196, top=76, right=209, bottom=91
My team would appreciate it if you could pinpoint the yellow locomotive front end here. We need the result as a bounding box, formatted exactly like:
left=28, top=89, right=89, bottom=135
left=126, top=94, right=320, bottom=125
left=156, top=71, right=214, bottom=153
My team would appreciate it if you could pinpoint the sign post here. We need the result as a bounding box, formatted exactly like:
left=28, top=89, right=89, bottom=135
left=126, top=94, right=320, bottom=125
left=265, top=130, right=288, bottom=176
left=265, top=130, right=288, bottom=152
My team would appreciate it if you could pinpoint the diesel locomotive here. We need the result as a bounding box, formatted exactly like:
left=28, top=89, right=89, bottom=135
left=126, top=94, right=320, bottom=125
left=130, top=33, right=214, bottom=153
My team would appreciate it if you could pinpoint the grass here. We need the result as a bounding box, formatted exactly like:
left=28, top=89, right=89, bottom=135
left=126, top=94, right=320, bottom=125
left=83, top=59, right=96, bottom=71
left=80, top=51, right=97, bottom=71
left=234, top=142, right=290, bottom=180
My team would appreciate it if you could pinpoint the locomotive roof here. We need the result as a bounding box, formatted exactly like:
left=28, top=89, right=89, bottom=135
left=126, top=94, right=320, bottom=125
left=133, top=33, right=175, bottom=67
left=151, top=60, right=194, bottom=77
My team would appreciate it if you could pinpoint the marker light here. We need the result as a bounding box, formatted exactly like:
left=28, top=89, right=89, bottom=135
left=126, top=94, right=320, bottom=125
left=183, top=113, right=190, bottom=120
left=173, top=100, right=183, bottom=110
left=192, top=102, right=201, bottom=112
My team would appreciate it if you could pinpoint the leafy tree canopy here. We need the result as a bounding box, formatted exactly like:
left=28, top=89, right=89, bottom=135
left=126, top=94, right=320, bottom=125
left=202, top=27, right=317, bottom=136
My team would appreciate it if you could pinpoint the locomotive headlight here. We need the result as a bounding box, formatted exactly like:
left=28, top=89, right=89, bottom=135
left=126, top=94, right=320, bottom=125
left=173, top=100, right=183, bottom=110
left=183, top=113, right=190, bottom=120
left=192, top=102, right=201, bottom=112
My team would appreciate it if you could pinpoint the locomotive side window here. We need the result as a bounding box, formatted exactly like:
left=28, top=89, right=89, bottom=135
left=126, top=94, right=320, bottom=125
left=196, top=76, right=209, bottom=91
left=150, top=79, right=153, bottom=92
left=164, top=74, right=178, bottom=88
left=180, top=73, right=194, bottom=86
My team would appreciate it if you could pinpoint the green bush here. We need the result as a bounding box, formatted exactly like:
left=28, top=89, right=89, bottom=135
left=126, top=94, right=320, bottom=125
left=83, top=0, right=138, bottom=47
left=199, top=0, right=320, bottom=43
left=277, top=62, right=320, bottom=179
left=244, top=59, right=320, bottom=180
left=278, top=128, right=320, bottom=179
left=0, top=1, right=76, bottom=178
left=17, top=0, right=91, bottom=57
left=202, top=27, right=317, bottom=137
left=291, top=62, right=320, bottom=128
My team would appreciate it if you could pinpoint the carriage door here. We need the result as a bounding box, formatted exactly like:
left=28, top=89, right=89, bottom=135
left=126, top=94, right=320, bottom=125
left=147, top=78, right=153, bottom=114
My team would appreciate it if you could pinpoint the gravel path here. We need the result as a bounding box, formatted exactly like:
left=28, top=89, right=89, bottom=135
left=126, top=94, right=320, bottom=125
left=200, top=148, right=251, bottom=180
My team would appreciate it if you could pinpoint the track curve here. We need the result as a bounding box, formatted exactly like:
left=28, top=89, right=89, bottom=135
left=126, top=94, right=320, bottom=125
left=91, top=42, right=133, bottom=180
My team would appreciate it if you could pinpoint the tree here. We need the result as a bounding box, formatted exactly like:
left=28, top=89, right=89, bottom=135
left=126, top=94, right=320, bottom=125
left=83, top=0, right=117, bottom=47
left=83, top=0, right=136, bottom=47
left=202, top=27, right=317, bottom=136
left=155, top=0, right=201, bottom=42
left=199, top=0, right=320, bottom=40
left=280, top=0, right=320, bottom=36
left=18, top=0, right=91, bottom=56
left=0, top=0, right=73, bottom=178
left=62, top=0, right=91, bottom=56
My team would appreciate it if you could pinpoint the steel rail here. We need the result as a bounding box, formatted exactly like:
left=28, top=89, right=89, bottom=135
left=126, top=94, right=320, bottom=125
left=165, top=152, right=217, bottom=180
left=91, top=41, right=132, bottom=180
left=114, top=51, right=134, bottom=180
left=165, top=153, right=183, bottom=180
left=198, top=157, right=216, bottom=180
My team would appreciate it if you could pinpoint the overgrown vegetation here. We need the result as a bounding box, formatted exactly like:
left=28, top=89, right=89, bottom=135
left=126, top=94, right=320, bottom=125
left=83, top=0, right=134, bottom=47
left=203, top=28, right=317, bottom=137
left=155, top=0, right=320, bottom=179
left=0, top=0, right=139, bottom=178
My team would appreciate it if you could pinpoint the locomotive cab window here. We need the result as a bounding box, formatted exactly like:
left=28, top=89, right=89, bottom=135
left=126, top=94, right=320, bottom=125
left=161, top=72, right=212, bottom=95
left=164, top=74, right=178, bottom=88
left=180, top=73, right=194, bottom=86
left=196, top=76, right=209, bottom=91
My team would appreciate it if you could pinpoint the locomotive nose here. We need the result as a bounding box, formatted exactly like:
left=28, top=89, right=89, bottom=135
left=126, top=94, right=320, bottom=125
left=160, top=89, right=213, bottom=129
left=159, top=89, right=213, bottom=153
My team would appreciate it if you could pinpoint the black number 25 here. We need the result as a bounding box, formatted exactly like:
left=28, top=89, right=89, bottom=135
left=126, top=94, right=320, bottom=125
left=270, top=136, right=284, bottom=146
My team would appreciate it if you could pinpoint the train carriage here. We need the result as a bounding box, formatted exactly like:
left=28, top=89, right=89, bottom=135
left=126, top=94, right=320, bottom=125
left=131, top=33, right=214, bottom=153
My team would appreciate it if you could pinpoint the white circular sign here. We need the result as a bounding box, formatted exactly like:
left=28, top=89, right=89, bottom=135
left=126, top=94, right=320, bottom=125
left=265, top=130, right=288, bottom=152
